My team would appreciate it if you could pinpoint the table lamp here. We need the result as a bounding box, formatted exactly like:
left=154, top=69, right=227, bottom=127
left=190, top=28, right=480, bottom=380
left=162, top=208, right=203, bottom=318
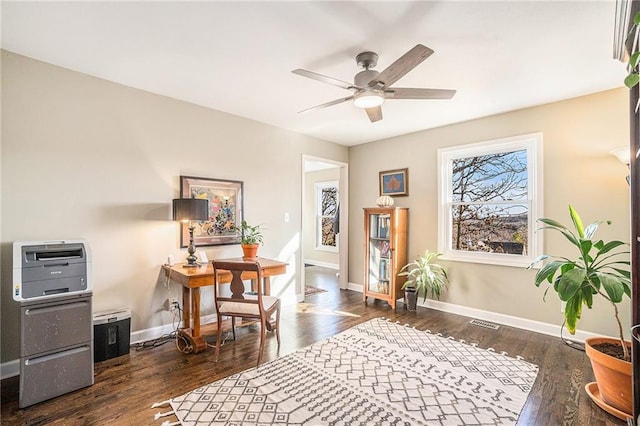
left=173, top=198, right=209, bottom=267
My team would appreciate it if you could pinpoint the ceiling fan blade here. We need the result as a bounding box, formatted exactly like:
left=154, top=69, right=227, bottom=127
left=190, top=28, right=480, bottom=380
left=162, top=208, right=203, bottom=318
left=298, top=96, right=353, bottom=114
left=369, top=44, right=434, bottom=89
left=292, top=69, right=356, bottom=91
left=385, top=88, right=456, bottom=99
left=365, top=106, right=383, bottom=122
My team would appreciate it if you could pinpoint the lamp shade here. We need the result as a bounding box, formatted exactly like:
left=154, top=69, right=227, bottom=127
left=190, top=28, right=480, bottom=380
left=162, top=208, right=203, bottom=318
left=172, top=198, right=209, bottom=221
left=610, top=147, right=631, bottom=165
left=353, top=90, right=384, bottom=108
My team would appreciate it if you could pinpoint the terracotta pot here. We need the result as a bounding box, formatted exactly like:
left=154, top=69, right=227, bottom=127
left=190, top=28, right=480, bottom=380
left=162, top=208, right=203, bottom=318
left=584, top=336, right=632, bottom=415
left=241, top=244, right=259, bottom=259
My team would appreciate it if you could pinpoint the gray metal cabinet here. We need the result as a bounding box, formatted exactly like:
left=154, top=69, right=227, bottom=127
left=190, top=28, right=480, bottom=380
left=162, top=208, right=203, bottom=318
left=19, top=293, right=93, bottom=408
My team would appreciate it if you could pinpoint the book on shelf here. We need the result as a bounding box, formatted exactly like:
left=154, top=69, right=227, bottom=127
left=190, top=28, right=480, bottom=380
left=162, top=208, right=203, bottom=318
left=377, top=281, right=389, bottom=294
left=377, top=215, right=390, bottom=239
left=379, top=258, right=389, bottom=281
left=380, top=240, right=390, bottom=257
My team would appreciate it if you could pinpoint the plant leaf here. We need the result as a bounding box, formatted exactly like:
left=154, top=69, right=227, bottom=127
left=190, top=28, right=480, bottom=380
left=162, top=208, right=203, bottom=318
left=578, top=239, right=592, bottom=259
left=534, top=260, right=564, bottom=286
left=625, top=73, right=640, bottom=89
left=631, top=51, right=640, bottom=69
left=582, top=285, right=593, bottom=308
left=557, top=268, right=585, bottom=301
left=584, top=221, right=606, bottom=240
left=528, top=254, right=551, bottom=270
left=538, top=217, right=568, bottom=229
left=568, top=205, right=584, bottom=238
left=538, top=223, right=580, bottom=247
left=597, top=272, right=626, bottom=303
left=564, top=295, right=583, bottom=335
left=611, top=267, right=631, bottom=279
left=597, top=240, right=626, bottom=255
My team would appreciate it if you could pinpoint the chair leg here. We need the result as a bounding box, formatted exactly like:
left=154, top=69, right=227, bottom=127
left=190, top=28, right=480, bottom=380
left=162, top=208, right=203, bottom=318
left=275, top=305, right=281, bottom=347
left=231, top=316, right=236, bottom=341
left=257, top=317, right=267, bottom=366
left=215, top=314, right=222, bottom=362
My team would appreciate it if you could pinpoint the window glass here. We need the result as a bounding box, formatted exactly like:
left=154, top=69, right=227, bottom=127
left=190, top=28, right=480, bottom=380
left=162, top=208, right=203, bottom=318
left=315, top=181, right=338, bottom=251
left=438, top=134, right=542, bottom=267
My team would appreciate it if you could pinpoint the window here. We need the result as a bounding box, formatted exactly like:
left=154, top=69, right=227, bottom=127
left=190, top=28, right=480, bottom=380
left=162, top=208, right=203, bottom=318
left=438, top=133, right=543, bottom=267
left=315, top=181, right=339, bottom=252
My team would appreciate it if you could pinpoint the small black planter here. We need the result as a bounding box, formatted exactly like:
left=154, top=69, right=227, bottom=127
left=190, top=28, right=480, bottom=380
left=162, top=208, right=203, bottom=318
left=404, top=288, right=418, bottom=311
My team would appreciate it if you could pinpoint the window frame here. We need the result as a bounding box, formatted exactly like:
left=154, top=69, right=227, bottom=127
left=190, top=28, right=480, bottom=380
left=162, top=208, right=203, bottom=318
left=315, top=180, right=339, bottom=253
left=437, top=133, right=543, bottom=267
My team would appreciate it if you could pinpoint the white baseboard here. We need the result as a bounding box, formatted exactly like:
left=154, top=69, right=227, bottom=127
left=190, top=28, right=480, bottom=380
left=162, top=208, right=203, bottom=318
left=345, top=283, right=607, bottom=343
left=2, top=289, right=607, bottom=380
left=130, top=323, right=177, bottom=344
left=304, top=260, right=339, bottom=270
left=1, top=314, right=222, bottom=380
left=1, top=359, right=19, bottom=380
left=347, top=282, right=363, bottom=292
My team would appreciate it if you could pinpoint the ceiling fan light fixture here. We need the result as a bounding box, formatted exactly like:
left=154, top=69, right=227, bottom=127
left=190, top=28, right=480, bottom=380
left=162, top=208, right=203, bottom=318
left=353, top=90, right=384, bottom=109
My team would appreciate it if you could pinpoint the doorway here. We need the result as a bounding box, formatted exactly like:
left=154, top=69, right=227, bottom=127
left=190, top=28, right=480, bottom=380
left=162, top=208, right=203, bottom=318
left=301, top=155, right=348, bottom=300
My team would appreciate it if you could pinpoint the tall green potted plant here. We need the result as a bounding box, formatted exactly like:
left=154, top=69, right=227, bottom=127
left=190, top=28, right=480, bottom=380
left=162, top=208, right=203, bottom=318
left=624, top=11, right=640, bottom=90
left=237, top=220, right=263, bottom=258
left=398, top=250, right=448, bottom=311
left=528, top=205, right=631, bottom=418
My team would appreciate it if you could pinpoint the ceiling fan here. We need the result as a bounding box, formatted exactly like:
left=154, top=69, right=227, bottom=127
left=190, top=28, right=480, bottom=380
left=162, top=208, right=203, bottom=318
left=292, top=44, right=456, bottom=123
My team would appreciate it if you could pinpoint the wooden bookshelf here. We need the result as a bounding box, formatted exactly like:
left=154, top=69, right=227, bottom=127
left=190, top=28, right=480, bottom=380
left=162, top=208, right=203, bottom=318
left=363, top=207, right=408, bottom=309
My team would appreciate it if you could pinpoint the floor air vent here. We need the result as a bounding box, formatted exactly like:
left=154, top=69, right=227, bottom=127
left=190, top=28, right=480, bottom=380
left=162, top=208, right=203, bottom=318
left=469, top=319, right=500, bottom=330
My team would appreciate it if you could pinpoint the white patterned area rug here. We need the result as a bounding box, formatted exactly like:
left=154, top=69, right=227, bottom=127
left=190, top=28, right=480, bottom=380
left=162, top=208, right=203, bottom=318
left=155, top=317, right=538, bottom=425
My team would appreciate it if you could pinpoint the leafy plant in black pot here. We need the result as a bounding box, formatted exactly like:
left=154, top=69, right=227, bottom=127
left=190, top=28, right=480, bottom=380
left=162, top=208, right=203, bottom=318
left=398, top=250, right=448, bottom=311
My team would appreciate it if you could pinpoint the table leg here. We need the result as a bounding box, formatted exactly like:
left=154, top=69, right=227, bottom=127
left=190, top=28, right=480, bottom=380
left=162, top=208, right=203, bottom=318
left=264, top=277, right=271, bottom=296
left=177, top=286, right=206, bottom=353
left=192, top=287, right=201, bottom=338
left=182, top=285, right=191, bottom=328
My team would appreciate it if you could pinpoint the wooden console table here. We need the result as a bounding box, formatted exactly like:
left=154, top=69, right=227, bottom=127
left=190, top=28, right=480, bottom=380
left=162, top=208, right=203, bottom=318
left=162, top=257, right=287, bottom=353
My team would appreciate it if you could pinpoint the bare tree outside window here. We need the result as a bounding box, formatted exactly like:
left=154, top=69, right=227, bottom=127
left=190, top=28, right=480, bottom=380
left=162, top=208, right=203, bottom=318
left=451, top=150, right=529, bottom=255
left=315, top=181, right=338, bottom=251
left=321, top=186, right=338, bottom=247
left=438, top=133, right=542, bottom=267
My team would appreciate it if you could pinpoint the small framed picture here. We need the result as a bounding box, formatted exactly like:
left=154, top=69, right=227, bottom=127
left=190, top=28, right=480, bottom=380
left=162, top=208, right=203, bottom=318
left=379, top=168, right=408, bottom=196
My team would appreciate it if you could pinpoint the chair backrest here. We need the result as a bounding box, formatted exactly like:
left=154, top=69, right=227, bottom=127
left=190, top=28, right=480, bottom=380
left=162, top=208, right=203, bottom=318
left=212, top=260, right=265, bottom=314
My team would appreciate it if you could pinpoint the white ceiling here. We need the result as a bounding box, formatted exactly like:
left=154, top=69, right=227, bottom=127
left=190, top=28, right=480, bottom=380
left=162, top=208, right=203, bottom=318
left=1, top=1, right=627, bottom=147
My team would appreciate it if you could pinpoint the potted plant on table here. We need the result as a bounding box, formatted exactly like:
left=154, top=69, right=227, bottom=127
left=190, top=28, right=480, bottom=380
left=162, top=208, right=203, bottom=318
left=528, top=205, right=632, bottom=420
left=398, top=250, right=449, bottom=311
left=237, top=220, right=264, bottom=259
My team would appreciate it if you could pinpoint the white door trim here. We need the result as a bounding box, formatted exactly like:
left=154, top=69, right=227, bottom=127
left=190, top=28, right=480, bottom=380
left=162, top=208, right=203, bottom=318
left=301, top=155, right=349, bottom=296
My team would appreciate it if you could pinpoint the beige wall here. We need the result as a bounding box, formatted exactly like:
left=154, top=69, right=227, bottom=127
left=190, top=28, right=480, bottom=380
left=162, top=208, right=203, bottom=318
left=0, top=51, right=348, bottom=362
left=304, top=168, right=340, bottom=267
left=2, top=49, right=632, bottom=362
left=348, top=88, right=631, bottom=339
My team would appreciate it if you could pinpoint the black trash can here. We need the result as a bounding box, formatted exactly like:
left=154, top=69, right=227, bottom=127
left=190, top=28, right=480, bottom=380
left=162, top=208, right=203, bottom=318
left=93, top=308, right=131, bottom=362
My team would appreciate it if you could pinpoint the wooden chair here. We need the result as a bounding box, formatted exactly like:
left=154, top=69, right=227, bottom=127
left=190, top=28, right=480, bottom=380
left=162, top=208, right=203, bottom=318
left=212, top=260, right=281, bottom=366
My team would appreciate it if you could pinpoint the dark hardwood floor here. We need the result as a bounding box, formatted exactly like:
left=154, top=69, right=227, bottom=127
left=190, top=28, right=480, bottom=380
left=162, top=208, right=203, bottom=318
left=0, top=266, right=626, bottom=425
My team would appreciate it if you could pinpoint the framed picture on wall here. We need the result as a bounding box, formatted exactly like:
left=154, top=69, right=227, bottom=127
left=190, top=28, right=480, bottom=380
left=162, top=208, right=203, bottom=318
left=379, top=168, right=409, bottom=196
left=179, top=176, right=244, bottom=247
